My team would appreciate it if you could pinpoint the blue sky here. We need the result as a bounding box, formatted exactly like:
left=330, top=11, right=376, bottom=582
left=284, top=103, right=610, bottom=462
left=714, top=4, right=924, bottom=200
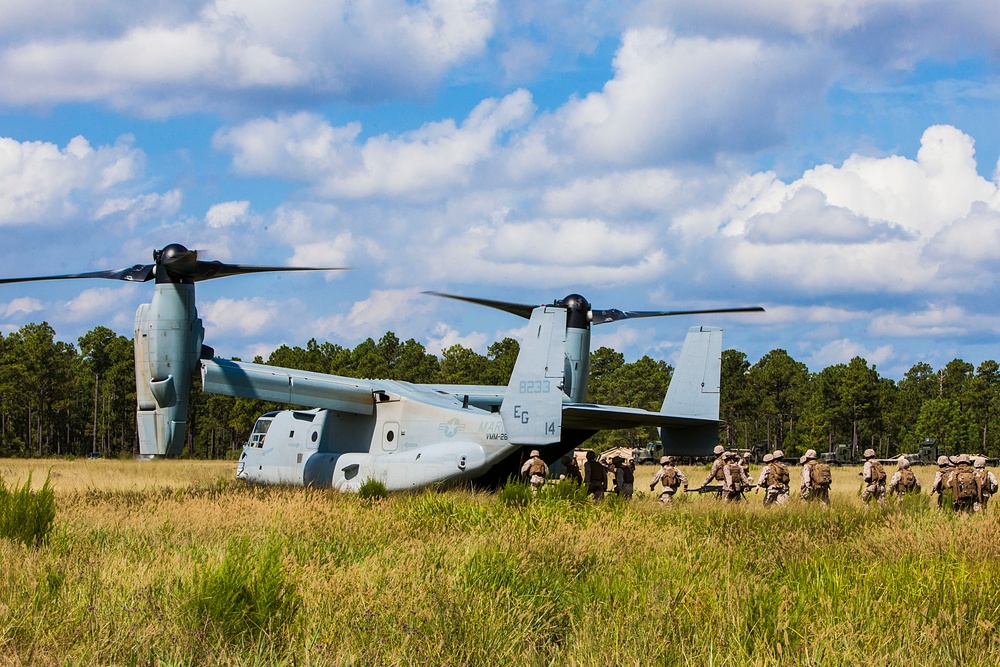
left=2, top=0, right=1000, bottom=379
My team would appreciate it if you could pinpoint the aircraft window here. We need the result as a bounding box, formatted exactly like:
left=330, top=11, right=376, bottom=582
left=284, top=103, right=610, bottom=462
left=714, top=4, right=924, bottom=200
left=311, top=432, right=318, bottom=442
left=248, top=418, right=272, bottom=448
left=386, top=430, right=395, bottom=442
left=289, top=431, right=294, bottom=438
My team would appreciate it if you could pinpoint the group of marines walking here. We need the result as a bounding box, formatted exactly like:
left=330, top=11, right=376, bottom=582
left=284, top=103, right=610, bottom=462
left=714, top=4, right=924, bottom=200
left=521, top=444, right=999, bottom=512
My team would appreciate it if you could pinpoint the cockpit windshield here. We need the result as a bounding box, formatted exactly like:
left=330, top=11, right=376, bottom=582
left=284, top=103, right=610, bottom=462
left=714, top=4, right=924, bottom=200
left=248, top=417, right=273, bottom=448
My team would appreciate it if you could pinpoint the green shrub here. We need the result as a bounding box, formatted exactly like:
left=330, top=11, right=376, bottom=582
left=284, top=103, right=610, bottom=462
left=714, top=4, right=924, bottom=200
left=358, top=477, right=389, bottom=500
left=497, top=478, right=534, bottom=507
left=0, top=473, right=56, bottom=546
left=186, top=537, right=300, bottom=646
left=538, top=479, right=589, bottom=503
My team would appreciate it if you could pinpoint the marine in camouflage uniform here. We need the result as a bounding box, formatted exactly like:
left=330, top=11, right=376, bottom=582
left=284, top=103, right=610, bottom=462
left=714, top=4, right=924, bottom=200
left=650, top=455, right=688, bottom=504
left=859, top=448, right=887, bottom=506
left=755, top=453, right=773, bottom=503
left=701, top=444, right=727, bottom=489
left=520, top=449, right=549, bottom=493
left=946, top=453, right=981, bottom=513
left=887, top=458, right=920, bottom=496
left=929, top=455, right=952, bottom=509
left=801, top=449, right=831, bottom=505
left=756, top=450, right=790, bottom=505
left=973, top=458, right=999, bottom=512
left=772, top=450, right=790, bottom=504
left=887, top=457, right=920, bottom=495
left=722, top=452, right=752, bottom=502
left=583, top=450, right=607, bottom=500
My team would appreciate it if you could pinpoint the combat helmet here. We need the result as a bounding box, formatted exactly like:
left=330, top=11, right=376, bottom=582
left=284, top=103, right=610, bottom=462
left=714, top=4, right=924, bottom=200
left=804, top=449, right=818, bottom=460
left=897, top=458, right=910, bottom=469
left=937, top=455, right=951, bottom=467
left=956, top=453, right=971, bottom=465
left=863, top=448, right=876, bottom=459
left=974, top=457, right=987, bottom=469
left=773, top=450, right=784, bottom=460
left=762, top=453, right=773, bottom=463
left=529, top=450, right=540, bottom=458
left=659, top=455, right=670, bottom=465
left=714, top=445, right=725, bottom=455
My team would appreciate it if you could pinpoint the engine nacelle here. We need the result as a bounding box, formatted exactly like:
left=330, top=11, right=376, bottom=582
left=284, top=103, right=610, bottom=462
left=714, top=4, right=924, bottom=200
left=134, top=283, right=204, bottom=457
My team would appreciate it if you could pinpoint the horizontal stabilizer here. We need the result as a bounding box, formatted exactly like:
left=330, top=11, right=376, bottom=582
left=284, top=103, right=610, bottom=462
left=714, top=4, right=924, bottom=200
left=201, top=358, right=375, bottom=414
left=563, top=404, right=718, bottom=430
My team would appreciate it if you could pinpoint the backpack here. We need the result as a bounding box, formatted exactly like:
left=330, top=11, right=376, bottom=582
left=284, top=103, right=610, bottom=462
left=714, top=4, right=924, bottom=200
left=869, top=461, right=886, bottom=484
left=811, top=461, right=832, bottom=487
left=527, top=458, right=546, bottom=476
left=978, top=470, right=998, bottom=495
left=621, top=466, right=634, bottom=484
left=898, top=469, right=917, bottom=492
left=952, top=466, right=981, bottom=501
left=768, top=461, right=790, bottom=486
left=713, top=458, right=726, bottom=481
left=662, top=467, right=679, bottom=488
left=727, top=462, right=744, bottom=492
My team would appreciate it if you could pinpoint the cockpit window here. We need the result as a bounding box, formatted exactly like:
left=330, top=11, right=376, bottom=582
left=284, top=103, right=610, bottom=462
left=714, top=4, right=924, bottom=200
left=248, top=418, right=273, bottom=448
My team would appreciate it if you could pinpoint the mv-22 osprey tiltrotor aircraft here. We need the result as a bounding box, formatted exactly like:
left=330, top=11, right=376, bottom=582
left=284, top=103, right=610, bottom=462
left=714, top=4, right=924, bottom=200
left=0, top=243, right=763, bottom=491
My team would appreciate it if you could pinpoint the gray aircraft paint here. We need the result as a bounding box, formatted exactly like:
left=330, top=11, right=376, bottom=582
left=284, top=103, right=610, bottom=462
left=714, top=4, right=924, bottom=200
left=134, top=282, right=205, bottom=457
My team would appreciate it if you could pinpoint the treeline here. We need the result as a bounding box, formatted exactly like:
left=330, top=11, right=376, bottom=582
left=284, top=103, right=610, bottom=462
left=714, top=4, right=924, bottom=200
left=2, top=322, right=999, bottom=460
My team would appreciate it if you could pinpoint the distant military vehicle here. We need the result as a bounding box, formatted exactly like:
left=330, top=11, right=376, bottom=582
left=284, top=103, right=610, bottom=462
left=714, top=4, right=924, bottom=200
left=631, top=442, right=663, bottom=465
left=820, top=444, right=854, bottom=466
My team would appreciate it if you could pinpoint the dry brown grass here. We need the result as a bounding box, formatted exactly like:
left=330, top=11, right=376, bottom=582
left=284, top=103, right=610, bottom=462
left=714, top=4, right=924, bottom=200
left=1, top=459, right=997, bottom=666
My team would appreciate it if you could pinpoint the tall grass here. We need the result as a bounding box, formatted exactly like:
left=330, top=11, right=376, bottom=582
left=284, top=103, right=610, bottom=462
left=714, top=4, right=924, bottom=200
left=185, top=536, right=300, bottom=647
left=0, top=472, right=56, bottom=546
left=1, top=461, right=998, bottom=665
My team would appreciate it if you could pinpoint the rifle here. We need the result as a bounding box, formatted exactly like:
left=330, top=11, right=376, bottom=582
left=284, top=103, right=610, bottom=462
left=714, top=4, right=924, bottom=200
left=692, top=485, right=725, bottom=494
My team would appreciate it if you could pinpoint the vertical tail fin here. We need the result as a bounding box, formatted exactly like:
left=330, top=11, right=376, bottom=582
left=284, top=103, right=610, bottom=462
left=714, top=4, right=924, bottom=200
left=500, top=306, right=566, bottom=446
left=660, top=326, right=722, bottom=456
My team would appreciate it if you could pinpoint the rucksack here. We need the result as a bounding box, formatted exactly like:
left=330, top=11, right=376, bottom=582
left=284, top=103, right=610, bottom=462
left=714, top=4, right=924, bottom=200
left=768, top=461, right=790, bottom=486
left=898, top=469, right=917, bottom=492
left=953, top=467, right=981, bottom=501
left=662, top=467, right=679, bottom=487
left=978, top=470, right=998, bottom=495
left=869, top=461, right=886, bottom=484
left=727, top=462, right=744, bottom=492
left=812, top=461, right=832, bottom=487
left=714, top=458, right=726, bottom=481
left=527, top=458, right=546, bottom=476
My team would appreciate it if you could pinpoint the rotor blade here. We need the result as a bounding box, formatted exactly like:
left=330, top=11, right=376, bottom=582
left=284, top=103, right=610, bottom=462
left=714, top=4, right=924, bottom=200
left=0, top=264, right=155, bottom=285
left=191, top=262, right=350, bottom=282
left=592, top=306, right=765, bottom=324
left=423, top=291, right=537, bottom=319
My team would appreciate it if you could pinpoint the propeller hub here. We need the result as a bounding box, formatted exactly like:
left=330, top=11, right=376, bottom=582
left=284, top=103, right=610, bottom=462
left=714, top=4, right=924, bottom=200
left=556, top=294, right=591, bottom=330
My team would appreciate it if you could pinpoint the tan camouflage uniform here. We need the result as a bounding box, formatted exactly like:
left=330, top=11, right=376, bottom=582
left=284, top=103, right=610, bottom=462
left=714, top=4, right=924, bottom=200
left=702, top=445, right=727, bottom=487
left=887, top=459, right=920, bottom=496
left=757, top=451, right=789, bottom=506
left=801, top=450, right=830, bottom=505
left=946, top=454, right=980, bottom=513
left=650, top=456, right=688, bottom=504
left=973, top=458, right=997, bottom=513
left=521, top=450, right=548, bottom=493
left=722, top=455, right=752, bottom=502
left=930, top=456, right=952, bottom=509
left=860, top=450, right=886, bottom=506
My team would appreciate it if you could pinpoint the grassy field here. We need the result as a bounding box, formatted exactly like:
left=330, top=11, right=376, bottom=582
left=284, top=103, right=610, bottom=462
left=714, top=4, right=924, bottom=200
left=1, top=459, right=998, bottom=666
